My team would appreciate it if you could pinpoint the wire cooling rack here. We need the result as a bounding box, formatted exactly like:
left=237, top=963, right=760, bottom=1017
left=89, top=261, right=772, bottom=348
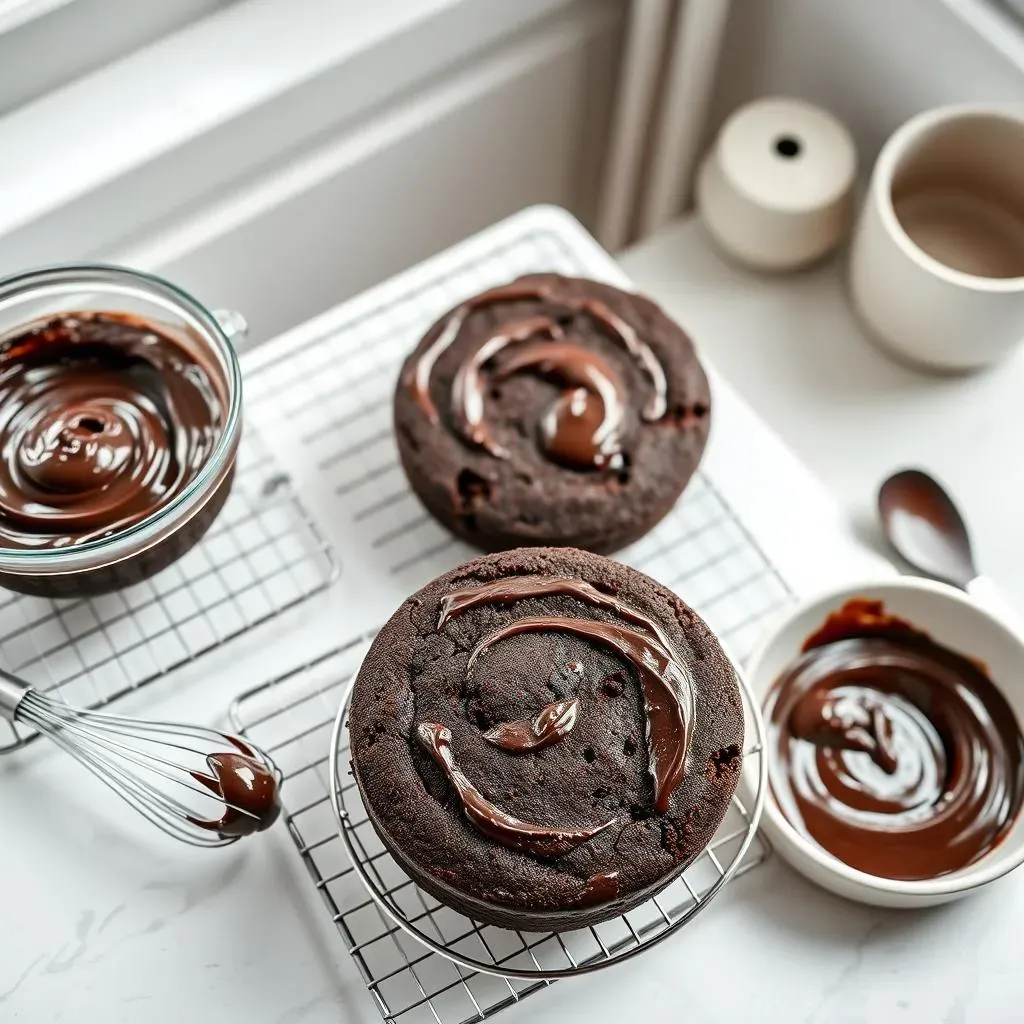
left=326, top=618, right=768, bottom=983
left=229, top=475, right=786, bottom=1024
left=0, top=427, right=338, bottom=751
left=229, top=209, right=797, bottom=1023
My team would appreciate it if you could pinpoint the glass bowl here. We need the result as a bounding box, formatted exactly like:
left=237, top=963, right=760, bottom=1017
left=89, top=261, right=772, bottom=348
left=0, top=264, right=244, bottom=597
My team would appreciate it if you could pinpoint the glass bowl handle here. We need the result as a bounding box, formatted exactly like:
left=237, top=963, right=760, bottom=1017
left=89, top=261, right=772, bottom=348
left=212, top=309, right=249, bottom=351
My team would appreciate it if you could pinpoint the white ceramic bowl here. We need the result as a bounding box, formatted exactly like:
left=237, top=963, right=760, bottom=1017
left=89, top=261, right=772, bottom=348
left=743, top=576, right=1024, bottom=907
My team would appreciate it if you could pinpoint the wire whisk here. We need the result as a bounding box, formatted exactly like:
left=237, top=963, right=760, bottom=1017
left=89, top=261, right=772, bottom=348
left=0, top=669, right=281, bottom=847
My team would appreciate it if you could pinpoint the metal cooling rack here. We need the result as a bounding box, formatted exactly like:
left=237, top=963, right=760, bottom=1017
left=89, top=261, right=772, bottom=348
left=326, top=636, right=767, bottom=982
left=229, top=212, right=796, bottom=1023
left=229, top=497, right=791, bottom=1024
left=229, top=473, right=787, bottom=1024
left=241, top=224, right=795, bottom=661
left=0, top=427, right=338, bottom=751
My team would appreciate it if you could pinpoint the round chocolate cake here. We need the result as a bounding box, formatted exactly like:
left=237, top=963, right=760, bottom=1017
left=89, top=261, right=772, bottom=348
left=393, top=275, right=710, bottom=554
left=348, top=547, right=744, bottom=932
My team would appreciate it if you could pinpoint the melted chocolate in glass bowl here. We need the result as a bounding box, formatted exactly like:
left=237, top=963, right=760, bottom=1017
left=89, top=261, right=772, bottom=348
left=765, top=599, right=1024, bottom=880
left=0, top=313, right=224, bottom=548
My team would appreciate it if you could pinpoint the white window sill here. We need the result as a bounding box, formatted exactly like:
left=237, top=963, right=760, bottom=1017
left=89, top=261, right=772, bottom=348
left=941, top=0, right=1024, bottom=73
left=0, top=0, right=577, bottom=270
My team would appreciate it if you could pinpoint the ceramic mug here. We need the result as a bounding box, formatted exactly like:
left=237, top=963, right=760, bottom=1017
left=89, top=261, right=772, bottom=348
left=849, top=104, right=1024, bottom=371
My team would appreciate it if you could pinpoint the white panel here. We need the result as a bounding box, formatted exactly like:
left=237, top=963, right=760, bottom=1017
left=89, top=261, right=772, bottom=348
left=709, top=0, right=1024, bottom=168
left=111, top=10, right=621, bottom=345
left=0, top=0, right=233, bottom=114
left=0, top=0, right=593, bottom=271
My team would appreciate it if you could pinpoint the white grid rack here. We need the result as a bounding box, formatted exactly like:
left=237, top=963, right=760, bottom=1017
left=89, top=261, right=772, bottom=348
left=0, top=427, right=338, bottom=751
left=230, top=212, right=797, bottom=1024
left=229, top=474, right=787, bottom=1024
left=242, top=224, right=794, bottom=661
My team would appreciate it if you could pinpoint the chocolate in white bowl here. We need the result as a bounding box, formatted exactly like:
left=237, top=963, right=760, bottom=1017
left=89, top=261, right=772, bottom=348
left=743, top=577, right=1024, bottom=907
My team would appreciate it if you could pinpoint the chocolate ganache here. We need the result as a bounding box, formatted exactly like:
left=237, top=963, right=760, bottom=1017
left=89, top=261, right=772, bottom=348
left=416, top=721, right=615, bottom=858
left=576, top=870, right=620, bottom=907
left=0, top=312, right=224, bottom=548
left=482, top=698, right=579, bottom=753
left=405, top=283, right=669, bottom=472
left=417, top=573, right=694, bottom=859
left=766, top=599, right=1024, bottom=880
left=189, top=736, right=281, bottom=838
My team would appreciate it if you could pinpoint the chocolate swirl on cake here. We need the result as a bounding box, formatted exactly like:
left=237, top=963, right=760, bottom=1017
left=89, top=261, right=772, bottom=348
left=405, top=283, right=668, bottom=472
left=0, top=313, right=224, bottom=548
left=418, top=573, right=694, bottom=859
left=482, top=698, right=579, bottom=753
left=416, top=722, right=614, bottom=858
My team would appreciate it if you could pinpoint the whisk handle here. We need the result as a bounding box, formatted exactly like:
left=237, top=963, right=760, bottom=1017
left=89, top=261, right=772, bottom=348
left=0, top=670, right=31, bottom=722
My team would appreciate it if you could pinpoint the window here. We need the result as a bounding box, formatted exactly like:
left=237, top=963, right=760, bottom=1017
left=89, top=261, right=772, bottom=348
left=0, top=0, right=233, bottom=114
left=1002, top=0, right=1024, bottom=23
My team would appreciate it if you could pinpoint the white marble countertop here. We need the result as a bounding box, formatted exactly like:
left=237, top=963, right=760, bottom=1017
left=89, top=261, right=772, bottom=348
left=4, top=211, right=1022, bottom=1024
left=620, top=216, right=1024, bottom=1024
left=621, top=216, right=1024, bottom=615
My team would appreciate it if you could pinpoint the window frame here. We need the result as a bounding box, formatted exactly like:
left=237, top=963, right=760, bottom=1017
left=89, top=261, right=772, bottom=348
left=0, top=0, right=235, bottom=115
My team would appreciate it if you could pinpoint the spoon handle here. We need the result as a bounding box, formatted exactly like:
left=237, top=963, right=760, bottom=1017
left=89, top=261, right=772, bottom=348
left=966, top=576, right=1024, bottom=636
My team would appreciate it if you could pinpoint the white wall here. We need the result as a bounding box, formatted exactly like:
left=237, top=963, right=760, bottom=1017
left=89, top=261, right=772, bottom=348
left=113, top=0, right=623, bottom=345
left=709, top=0, right=1024, bottom=171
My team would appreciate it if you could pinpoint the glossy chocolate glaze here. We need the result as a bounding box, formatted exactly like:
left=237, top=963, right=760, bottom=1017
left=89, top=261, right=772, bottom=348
left=416, top=722, right=614, bottom=858
left=0, top=313, right=224, bottom=548
left=878, top=469, right=976, bottom=587
left=576, top=870, right=620, bottom=907
left=766, top=599, right=1024, bottom=880
left=405, top=283, right=668, bottom=472
left=189, top=736, right=281, bottom=838
left=438, top=574, right=694, bottom=814
left=483, top=698, right=579, bottom=752
left=485, top=340, right=625, bottom=471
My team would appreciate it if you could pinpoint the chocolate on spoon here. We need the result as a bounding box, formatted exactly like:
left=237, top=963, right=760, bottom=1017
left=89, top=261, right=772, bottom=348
left=878, top=468, right=1023, bottom=630
left=878, top=469, right=976, bottom=587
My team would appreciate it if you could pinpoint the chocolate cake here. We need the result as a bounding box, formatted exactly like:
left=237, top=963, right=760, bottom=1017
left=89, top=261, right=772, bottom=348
left=393, top=275, right=710, bottom=554
left=348, top=547, right=744, bottom=932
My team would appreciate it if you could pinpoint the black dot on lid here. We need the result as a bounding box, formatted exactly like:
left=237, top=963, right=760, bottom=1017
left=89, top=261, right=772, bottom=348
left=79, top=417, right=104, bottom=433
left=774, top=135, right=802, bottom=159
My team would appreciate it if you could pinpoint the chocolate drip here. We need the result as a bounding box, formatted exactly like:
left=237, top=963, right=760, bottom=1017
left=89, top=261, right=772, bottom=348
left=483, top=698, right=579, bottom=752
left=405, top=283, right=668, bottom=471
left=416, top=722, right=614, bottom=858
left=495, top=342, right=626, bottom=470
left=189, top=737, right=281, bottom=838
left=0, top=313, right=224, bottom=548
left=766, top=599, right=1024, bottom=880
left=450, top=316, right=562, bottom=457
left=438, top=575, right=694, bottom=814
left=576, top=870, right=620, bottom=907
